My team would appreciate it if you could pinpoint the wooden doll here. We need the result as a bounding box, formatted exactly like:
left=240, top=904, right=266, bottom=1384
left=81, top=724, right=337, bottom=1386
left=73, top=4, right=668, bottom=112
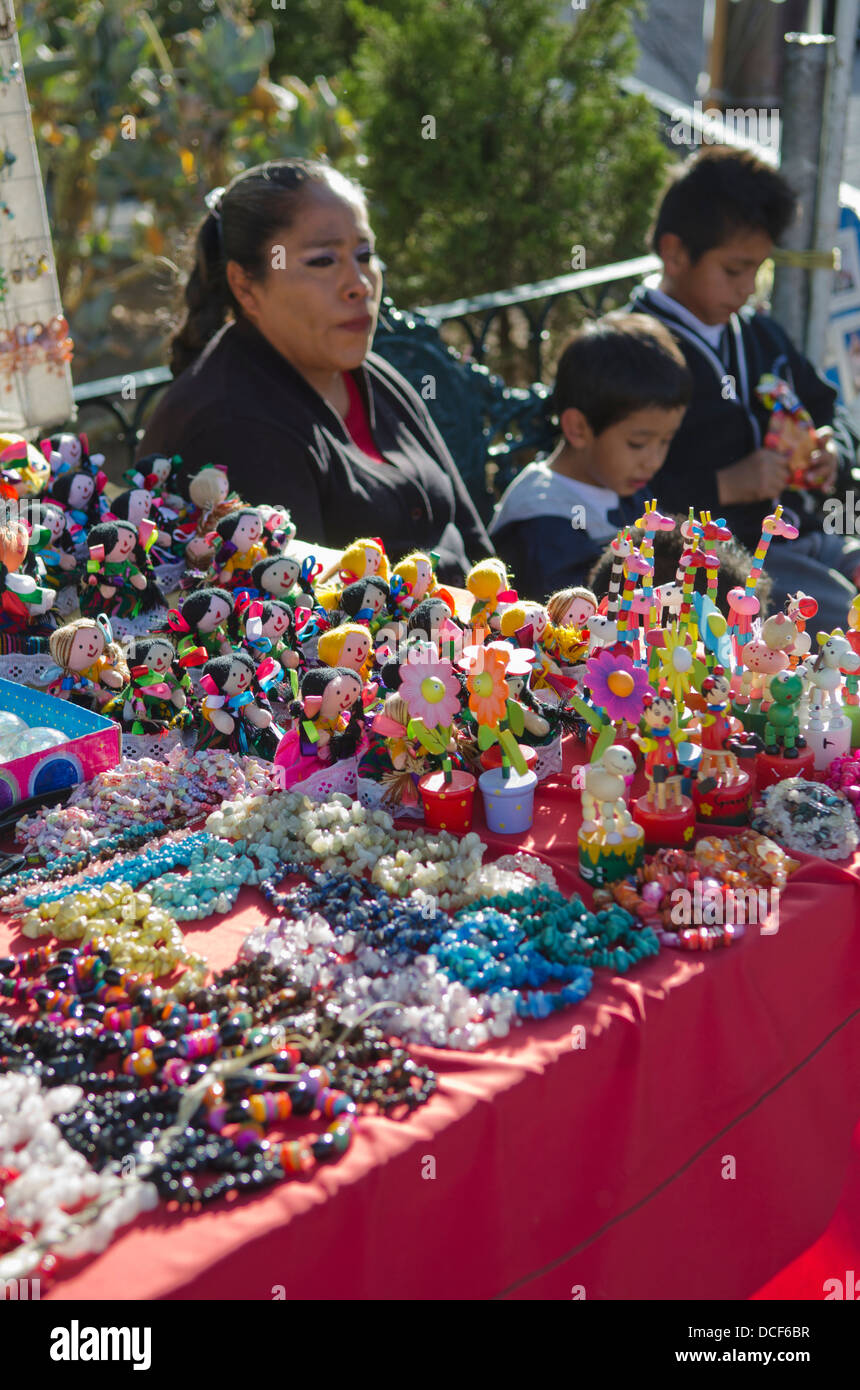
left=45, top=616, right=128, bottom=706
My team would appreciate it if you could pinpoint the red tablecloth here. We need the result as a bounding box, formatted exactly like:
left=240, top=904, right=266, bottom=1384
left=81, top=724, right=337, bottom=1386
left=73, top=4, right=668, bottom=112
left=3, top=745, right=860, bottom=1301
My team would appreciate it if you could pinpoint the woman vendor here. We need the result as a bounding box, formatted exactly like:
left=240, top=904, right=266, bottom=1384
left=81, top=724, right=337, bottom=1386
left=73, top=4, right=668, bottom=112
left=138, top=159, right=493, bottom=584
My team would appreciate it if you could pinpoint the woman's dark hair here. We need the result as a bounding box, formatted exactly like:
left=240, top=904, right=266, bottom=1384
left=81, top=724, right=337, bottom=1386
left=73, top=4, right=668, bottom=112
left=587, top=523, right=773, bottom=616
left=203, top=650, right=256, bottom=691
left=290, top=663, right=364, bottom=758
left=340, top=576, right=390, bottom=619
left=550, top=312, right=692, bottom=435
left=180, top=585, right=233, bottom=630
left=651, top=147, right=796, bottom=263
left=169, top=159, right=367, bottom=377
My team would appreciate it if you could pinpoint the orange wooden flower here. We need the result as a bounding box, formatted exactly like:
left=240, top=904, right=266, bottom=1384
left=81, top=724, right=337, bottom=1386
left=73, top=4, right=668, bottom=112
left=466, top=648, right=509, bottom=727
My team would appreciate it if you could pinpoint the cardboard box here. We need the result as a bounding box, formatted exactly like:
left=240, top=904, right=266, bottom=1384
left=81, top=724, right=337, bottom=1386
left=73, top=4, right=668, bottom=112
left=0, top=677, right=120, bottom=810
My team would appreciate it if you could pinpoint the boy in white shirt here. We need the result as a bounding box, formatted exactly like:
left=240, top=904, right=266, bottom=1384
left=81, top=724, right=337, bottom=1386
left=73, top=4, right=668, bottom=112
left=490, top=312, right=691, bottom=600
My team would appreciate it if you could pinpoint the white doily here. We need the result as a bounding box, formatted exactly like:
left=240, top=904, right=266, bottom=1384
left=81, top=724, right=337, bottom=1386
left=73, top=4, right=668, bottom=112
left=153, top=559, right=186, bottom=596
left=121, top=729, right=188, bottom=762
left=0, top=652, right=55, bottom=685
left=110, top=607, right=170, bottom=639
left=534, top=731, right=563, bottom=782
left=357, top=774, right=424, bottom=821
left=291, top=755, right=358, bottom=800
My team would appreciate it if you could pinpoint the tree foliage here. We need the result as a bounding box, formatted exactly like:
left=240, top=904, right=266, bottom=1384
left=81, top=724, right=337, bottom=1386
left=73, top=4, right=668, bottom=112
left=345, top=0, right=667, bottom=305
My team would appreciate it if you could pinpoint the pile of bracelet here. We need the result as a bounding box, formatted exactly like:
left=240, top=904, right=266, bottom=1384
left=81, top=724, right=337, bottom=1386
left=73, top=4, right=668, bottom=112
left=15, top=748, right=276, bottom=860
left=209, top=790, right=488, bottom=910
left=825, top=749, right=860, bottom=809
left=15, top=887, right=208, bottom=987
left=15, top=831, right=281, bottom=922
left=0, top=940, right=438, bottom=1284
left=592, top=831, right=799, bottom=949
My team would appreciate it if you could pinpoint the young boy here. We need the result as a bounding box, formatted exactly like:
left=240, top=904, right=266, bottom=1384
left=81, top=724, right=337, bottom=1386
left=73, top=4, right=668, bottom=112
left=489, top=312, right=692, bottom=600
left=630, top=146, right=860, bottom=632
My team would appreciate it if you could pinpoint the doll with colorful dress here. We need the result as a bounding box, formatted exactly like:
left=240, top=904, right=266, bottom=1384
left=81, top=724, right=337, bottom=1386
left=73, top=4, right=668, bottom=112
left=212, top=508, right=277, bottom=590
left=47, top=469, right=108, bottom=545
left=172, top=464, right=241, bottom=566
left=105, top=634, right=192, bottom=734
left=45, top=615, right=128, bottom=707
left=81, top=520, right=163, bottom=620
left=39, top=431, right=105, bottom=480
left=14, top=499, right=78, bottom=593
left=545, top=586, right=597, bottom=666
left=0, top=518, right=56, bottom=635
left=166, top=586, right=234, bottom=667
left=197, top=650, right=282, bottom=759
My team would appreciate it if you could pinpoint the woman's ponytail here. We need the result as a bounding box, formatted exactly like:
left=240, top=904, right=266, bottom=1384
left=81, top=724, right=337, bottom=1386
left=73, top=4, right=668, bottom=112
left=169, top=213, right=229, bottom=377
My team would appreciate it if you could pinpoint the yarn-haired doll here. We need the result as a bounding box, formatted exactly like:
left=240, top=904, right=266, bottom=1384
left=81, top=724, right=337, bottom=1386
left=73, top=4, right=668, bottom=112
left=172, top=464, right=241, bottom=565
left=14, top=498, right=77, bottom=593
left=105, top=634, right=191, bottom=733
left=0, top=517, right=56, bottom=635
left=109, top=487, right=172, bottom=551
left=213, top=508, right=273, bottom=589
left=338, top=576, right=391, bottom=631
left=47, top=468, right=107, bottom=543
left=317, top=622, right=373, bottom=676
left=166, top=586, right=234, bottom=666
left=81, top=519, right=163, bottom=620
left=289, top=665, right=365, bottom=762
left=46, top=615, right=128, bottom=706
left=198, top=650, right=282, bottom=759
left=232, top=595, right=303, bottom=697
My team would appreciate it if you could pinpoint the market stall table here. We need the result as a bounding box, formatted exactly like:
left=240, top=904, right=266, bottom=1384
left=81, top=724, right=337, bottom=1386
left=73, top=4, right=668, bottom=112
left=2, top=738, right=860, bottom=1301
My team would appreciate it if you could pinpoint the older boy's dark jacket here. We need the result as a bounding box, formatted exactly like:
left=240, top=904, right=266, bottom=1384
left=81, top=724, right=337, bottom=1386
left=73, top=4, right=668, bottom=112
left=628, top=286, right=857, bottom=549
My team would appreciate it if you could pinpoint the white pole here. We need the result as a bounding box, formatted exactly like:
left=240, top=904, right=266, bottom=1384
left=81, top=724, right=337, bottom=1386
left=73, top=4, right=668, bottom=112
left=806, top=0, right=860, bottom=366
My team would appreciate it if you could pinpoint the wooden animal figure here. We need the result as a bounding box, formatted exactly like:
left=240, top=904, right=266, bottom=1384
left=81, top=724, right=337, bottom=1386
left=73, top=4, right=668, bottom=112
left=738, top=612, right=799, bottom=704
left=580, top=745, right=638, bottom=843
left=586, top=612, right=619, bottom=653
left=806, top=630, right=860, bottom=727
left=784, top=592, right=818, bottom=666
left=762, top=670, right=805, bottom=755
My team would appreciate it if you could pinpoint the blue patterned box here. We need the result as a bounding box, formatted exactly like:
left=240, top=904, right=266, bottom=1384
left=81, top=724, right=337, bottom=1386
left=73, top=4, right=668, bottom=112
left=0, top=677, right=120, bottom=808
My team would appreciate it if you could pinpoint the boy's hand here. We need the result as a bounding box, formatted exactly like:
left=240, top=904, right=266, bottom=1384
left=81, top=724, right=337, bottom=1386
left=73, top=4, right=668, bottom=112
left=716, top=448, right=791, bottom=506
left=805, top=426, right=839, bottom=493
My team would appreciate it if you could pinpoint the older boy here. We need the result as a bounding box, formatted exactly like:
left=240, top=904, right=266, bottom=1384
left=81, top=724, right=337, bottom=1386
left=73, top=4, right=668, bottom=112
left=631, top=146, right=860, bottom=632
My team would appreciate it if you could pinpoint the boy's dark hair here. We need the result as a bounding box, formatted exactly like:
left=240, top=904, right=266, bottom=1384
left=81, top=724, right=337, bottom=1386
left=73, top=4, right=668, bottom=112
left=651, top=147, right=796, bottom=263
left=551, top=312, right=692, bottom=435
left=588, top=523, right=773, bottom=617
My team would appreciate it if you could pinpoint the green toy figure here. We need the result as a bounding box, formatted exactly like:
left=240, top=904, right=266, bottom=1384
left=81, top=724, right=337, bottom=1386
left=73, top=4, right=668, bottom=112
left=763, top=671, right=806, bottom=757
